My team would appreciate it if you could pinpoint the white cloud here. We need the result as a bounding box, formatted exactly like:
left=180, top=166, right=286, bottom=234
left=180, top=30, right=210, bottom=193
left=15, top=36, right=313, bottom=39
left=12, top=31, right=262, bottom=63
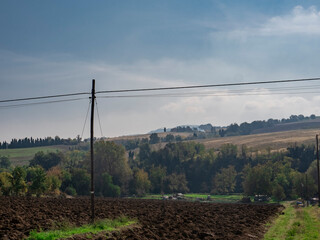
left=260, top=6, right=320, bottom=36
left=216, top=5, right=320, bottom=39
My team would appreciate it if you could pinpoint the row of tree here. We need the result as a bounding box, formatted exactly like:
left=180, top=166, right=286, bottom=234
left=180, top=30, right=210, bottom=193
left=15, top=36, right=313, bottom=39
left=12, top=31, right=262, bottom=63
left=0, top=136, right=81, bottom=149
left=219, top=114, right=316, bottom=137
left=0, top=140, right=318, bottom=201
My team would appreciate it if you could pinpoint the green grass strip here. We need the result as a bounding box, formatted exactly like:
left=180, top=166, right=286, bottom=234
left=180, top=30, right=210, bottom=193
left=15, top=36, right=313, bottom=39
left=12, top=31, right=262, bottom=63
left=27, top=216, right=136, bottom=240
left=264, top=203, right=320, bottom=240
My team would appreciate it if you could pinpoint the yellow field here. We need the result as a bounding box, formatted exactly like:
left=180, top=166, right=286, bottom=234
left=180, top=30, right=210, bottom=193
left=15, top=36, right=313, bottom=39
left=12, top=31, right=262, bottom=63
left=198, top=129, right=320, bottom=151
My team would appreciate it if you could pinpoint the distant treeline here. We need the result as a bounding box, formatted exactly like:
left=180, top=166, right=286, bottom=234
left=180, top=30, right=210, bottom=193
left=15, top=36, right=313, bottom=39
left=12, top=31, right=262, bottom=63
left=219, top=114, right=316, bottom=137
left=0, top=136, right=80, bottom=149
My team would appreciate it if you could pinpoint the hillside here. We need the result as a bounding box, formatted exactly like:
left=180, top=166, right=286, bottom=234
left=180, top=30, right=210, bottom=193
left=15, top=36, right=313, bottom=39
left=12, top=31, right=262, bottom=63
left=252, top=118, right=320, bottom=134
left=198, top=128, right=319, bottom=151
left=0, top=145, right=70, bottom=166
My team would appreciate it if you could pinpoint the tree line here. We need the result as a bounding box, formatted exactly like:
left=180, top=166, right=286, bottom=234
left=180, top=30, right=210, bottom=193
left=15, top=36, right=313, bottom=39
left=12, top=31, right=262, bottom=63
left=0, top=136, right=81, bottom=149
left=219, top=114, right=316, bottom=137
left=0, top=139, right=318, bottom=201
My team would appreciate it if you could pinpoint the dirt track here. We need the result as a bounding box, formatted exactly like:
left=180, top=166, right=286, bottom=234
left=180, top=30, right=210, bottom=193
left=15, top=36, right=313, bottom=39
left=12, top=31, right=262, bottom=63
left=0, top=197, right=283, bottom=240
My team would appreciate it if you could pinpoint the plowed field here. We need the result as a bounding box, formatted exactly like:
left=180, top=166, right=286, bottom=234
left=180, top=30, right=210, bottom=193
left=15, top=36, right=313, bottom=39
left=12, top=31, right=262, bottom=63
left=0, top=197, right=283, bottom=240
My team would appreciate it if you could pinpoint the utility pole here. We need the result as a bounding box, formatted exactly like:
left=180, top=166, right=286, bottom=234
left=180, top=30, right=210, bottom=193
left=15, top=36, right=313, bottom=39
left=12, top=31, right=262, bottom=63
left=317, top=135, right=320, bottom=207
left=90, top=79, right=95, bottom=223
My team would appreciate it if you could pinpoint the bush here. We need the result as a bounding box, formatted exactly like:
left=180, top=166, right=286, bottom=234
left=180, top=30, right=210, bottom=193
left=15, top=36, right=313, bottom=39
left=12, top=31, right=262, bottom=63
left=65, top=186, right=77, bottom=196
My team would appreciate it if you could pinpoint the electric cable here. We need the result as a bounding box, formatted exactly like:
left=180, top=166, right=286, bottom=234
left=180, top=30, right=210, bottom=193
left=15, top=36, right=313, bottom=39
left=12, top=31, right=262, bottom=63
left=95, top=77, right=320, bottom=94
left=0, top=92, right=89, bottom=103
left=95, top=100, right=104, bottom=137
left=0, top=97, right=87, bottom=109
left=80, top=100, right=91, bottom=140
left=1, top=77, right=320, bottom=104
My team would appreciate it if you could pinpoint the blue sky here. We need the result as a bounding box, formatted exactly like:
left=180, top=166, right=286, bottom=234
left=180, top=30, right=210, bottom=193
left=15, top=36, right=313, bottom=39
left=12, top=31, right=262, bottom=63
left=1, top=1, right=320, bottom=141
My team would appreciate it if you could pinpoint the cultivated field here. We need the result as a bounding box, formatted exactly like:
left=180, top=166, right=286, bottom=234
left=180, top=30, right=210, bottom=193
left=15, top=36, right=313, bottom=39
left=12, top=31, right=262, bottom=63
left=0, top=196, right=283, bottom=240
left=0, top=145, right=69, bottom=166
left=198, top=128, right=320, bottom=151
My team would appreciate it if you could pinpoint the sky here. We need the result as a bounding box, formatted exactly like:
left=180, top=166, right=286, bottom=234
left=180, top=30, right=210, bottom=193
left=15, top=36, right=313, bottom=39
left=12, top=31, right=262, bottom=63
left=2, top=0, right=320, bottom=141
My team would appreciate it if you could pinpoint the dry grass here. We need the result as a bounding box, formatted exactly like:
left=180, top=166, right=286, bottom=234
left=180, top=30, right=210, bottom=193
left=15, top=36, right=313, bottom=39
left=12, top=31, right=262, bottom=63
left=198, top=129, right=320, bottom=151
left=106, top=132, right=192, bottom=142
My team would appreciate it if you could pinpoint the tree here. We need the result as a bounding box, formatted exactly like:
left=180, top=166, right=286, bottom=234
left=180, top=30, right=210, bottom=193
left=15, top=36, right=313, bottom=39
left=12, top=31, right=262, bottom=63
left=101, top=172, right=121, bottom=197
left=212, top=166, right=237, bottom=194
left=165, top=134, right=175, bottom=143
left=30, top=151, right=63, bottom=170
left=149, top=133, right=160, bottom=144
left=272, top=183, right=286, bottom=202
left=0, top=156, right=11, bottom=169
left=0, top=172, right=12, bottom=195
left=164, top=173, right=189, bottom=193
left=9, top=166, right=27, bottom=196
left=149, top=166, right=166, bottom=193
left=93, top=141, right=132, bottom=195
left=242, top=164, right=272, bottom=196
left=27, top=166, right=47, bottom=196
left=70, top=168, right=90, bottom=196
left=132, top=169, right=151, bottom=196
left=45, top=166, right=62, bottom=195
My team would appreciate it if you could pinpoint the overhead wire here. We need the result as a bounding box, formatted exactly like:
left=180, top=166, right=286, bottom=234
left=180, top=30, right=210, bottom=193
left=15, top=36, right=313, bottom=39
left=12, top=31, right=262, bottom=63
left=0, top=97, right=87, bottom=109
left=0, top=92, right=89, bottom=103
left=80, top=100, right=91, bottom=140
left=95, top=77, right=320, bottom=94
left=95, top=100, right=104, bottom=137
left=96, top=83, right=320, bottom=99
left=1, top=77, right=320, bottom=104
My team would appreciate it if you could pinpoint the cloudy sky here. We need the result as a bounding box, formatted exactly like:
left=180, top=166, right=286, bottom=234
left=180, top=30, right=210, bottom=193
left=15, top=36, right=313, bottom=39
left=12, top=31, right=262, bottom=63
left=1, top=0, right=320, bottom=142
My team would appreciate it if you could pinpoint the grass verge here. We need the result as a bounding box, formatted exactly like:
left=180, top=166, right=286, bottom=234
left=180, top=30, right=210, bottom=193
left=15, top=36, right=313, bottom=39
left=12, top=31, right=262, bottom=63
left=264, top=203, right=320, bottom=240
left=27, top=216, right=136, bottom=240
left=138, top=193, right=244, bottom=203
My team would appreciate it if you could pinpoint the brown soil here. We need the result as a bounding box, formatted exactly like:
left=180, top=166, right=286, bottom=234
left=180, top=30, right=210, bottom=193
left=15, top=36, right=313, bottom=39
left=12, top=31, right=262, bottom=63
left=0, top=197, right=283, bottom=240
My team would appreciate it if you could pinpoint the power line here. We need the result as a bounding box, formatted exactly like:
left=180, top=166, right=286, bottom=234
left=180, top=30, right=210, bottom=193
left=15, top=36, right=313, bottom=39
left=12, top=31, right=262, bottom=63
left=95, top=77, right=320, bottom=94
left=80, top=100, right=91, bottom=140
left=0, top=92, right=89, bottom=104
left=1, top=77, right=320, bottom=104
left=0, top=97, right=87, bottom=109
left=97, top=90, right=320, bottom=99
left=96, top=83, right=320, bottom=99
left=95, top=100, right=104, bottom=137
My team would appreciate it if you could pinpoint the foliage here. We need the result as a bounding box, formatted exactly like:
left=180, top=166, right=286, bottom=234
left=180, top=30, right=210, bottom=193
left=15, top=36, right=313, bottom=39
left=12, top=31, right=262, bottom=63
left=149, top=133, right=160, bottom=144
left=0, top=156, right=11, bottom=169
left=149, top=166, right=166, bottom=193
left=164, top=173, right=189, bottom=193
left=220, top=114, right=316, bottom=137
left=243, top=164, right=272, bottom=196
left=30, top=151, right=64, bottom=171
left=45, top=166, right=62, bottom=194
left=70, top=168, right=90, bottom=196
left=63, top=150, right=87, bottom=170
left=212, top=165, right=237, bottom=194
left=27, top=166, right=47, bottom=196
left=92, top=141, right=132, bottom=195
left=101, top=172, right=121, bottom=197
left=164, top=134, right=175, bottom=142
left=131, top=169, right=151, bottom=196
left=9, top=166, right=27, bottom=195
left=0, top=172, right=12, bottom=196
left=1, top=136, right=79, bottom=149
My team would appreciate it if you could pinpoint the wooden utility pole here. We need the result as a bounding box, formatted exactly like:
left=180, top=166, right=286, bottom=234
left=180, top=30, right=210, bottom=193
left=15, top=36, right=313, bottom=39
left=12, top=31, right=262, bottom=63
left=317, top=135, right=320, bottom=207
left=90, top=79, right=96, bottom=223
